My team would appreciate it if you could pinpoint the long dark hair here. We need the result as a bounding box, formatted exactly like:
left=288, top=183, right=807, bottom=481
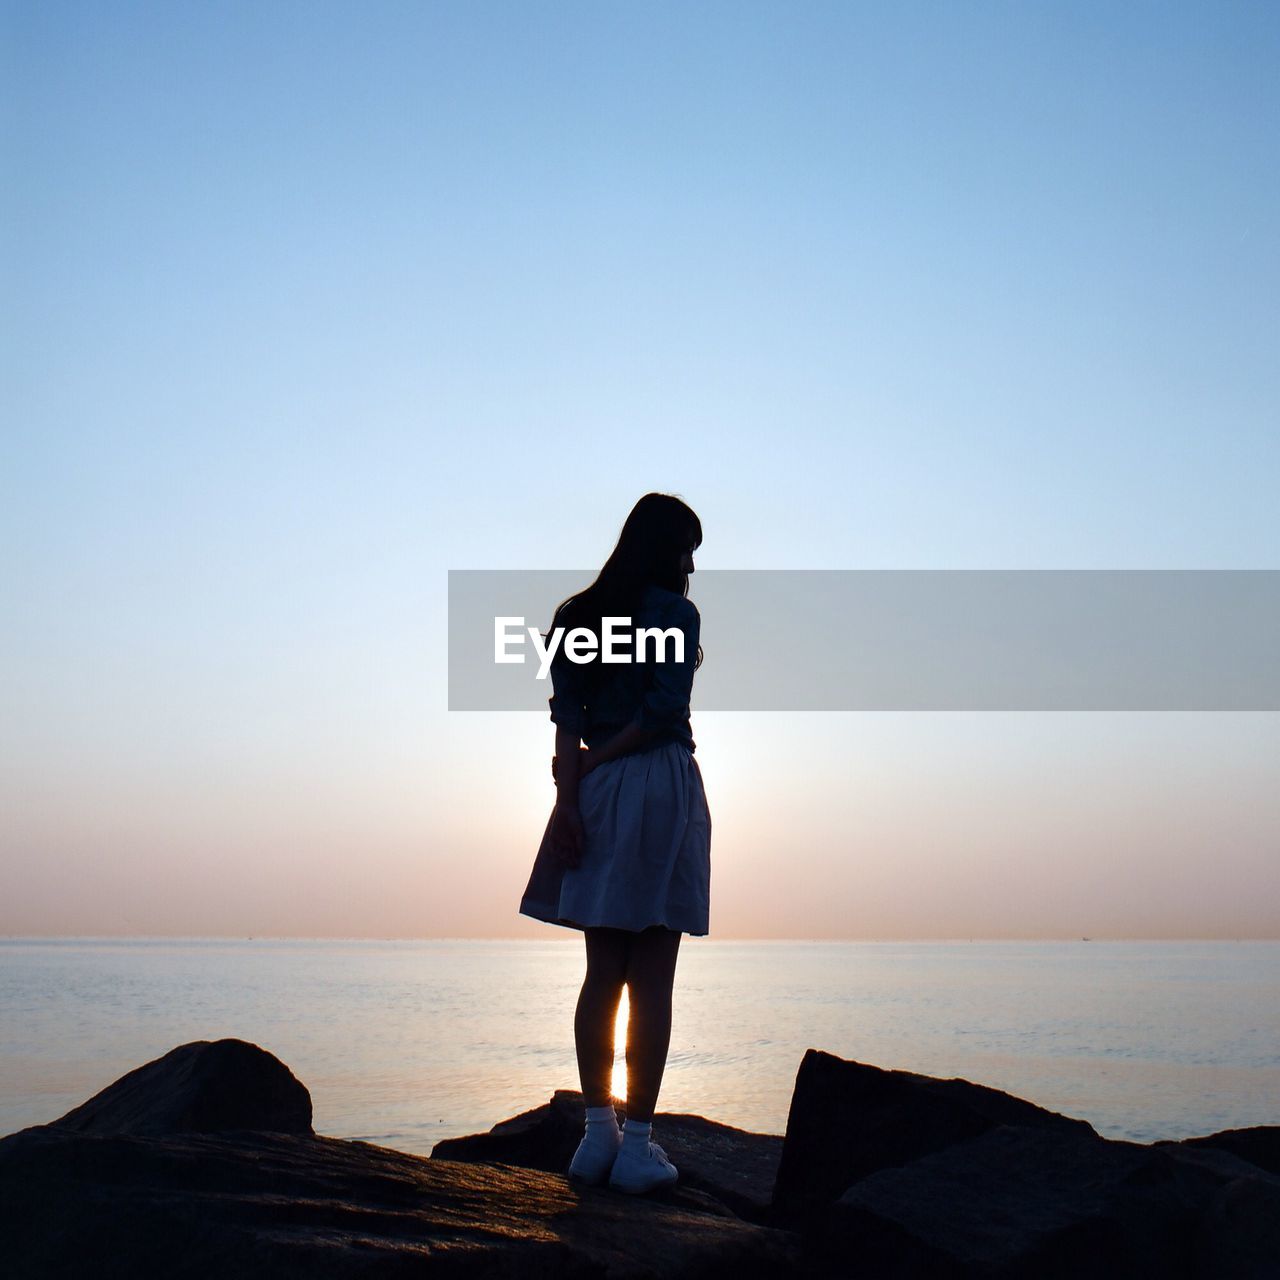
left=547, top=493, right=704, bottom=690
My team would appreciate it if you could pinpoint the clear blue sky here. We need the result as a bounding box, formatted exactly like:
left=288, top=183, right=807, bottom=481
left=3, top=2, right=1277, bottom=937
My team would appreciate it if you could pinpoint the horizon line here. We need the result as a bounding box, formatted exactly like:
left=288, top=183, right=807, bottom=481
left=2, top=934, right=1276, bottom=944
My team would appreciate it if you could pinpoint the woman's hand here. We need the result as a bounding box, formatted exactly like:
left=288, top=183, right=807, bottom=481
left=551, top=746, right=593, bottom=783
left=549, top=802, right=586, bottom=868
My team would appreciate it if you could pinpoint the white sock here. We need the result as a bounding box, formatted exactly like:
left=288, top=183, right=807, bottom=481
left=584, top=1104, right=620, bottom=1145
left=621, top=1117, right=652, bottom=1152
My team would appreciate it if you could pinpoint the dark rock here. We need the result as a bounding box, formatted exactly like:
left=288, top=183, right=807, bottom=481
left=1180, top=1126, right=1280, bottom=1178
left=433, top=1087, right=605, bottom=1173
left=3, top=1045, right=804, bottom=1278
left=13, top=1039, right=1279, bottom=1279
left=1193, top=1171, right=1280, bottom=1280
left=0, top=1124, right=806, bottom=1279
left=53, top=1039, right=313, bottom=1137
left=769, top=1049, right=1094, bottom=1230
left=826, top=1123, right=1241, bottom=1279
left=433, top=1088, right=783, bottom=1222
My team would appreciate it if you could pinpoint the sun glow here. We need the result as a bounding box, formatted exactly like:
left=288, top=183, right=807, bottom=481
left=610, top=988, right=629, bottom=1103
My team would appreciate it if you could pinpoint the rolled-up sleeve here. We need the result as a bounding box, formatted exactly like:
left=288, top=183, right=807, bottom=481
left=548, top=647, right=587, bottom=735
left=633, top=600, right=699, bottom=731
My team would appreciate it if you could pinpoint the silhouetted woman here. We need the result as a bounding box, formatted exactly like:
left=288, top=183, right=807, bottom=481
left=519, top=492, right=710, bottom=1194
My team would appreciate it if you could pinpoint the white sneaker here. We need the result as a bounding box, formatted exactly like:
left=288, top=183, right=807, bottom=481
left=608, top=1138, right=679, bottom=1194
left=567, top=1126, right=622, bottom=1186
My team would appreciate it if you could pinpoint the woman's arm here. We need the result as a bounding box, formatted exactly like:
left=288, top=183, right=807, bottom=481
left=583, top=721, right=660, bottom=771
left=554, top=725, right=584, bottom=806
left=552, top=721, right=658, bottom=782
left=550, top=725, right=587, bottom=866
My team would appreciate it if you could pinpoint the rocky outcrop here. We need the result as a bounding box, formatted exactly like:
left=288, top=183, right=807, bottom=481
left=3, top=1038, right=1278, bottom=1278
left=433, top=1088, right=782, bottom=1222
left=51, top=1038, right=313, bottom=1137
left=769, top=1048, right=1094, bottom=1230
left=1178, top=1124, right=1280, bottom=1178
left=1191, top=1166, right=1280, bottom=1279
left=769, top=1049, right=1280, bottom=1278
left=828, top=1124, right=1234, bottom=1279
left=0, top=1040, right=804, bottom=1280
left=1, top=1124, right=804, bottom=1279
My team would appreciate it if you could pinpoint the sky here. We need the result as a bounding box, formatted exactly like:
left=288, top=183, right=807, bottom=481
left=2, top=1, right=1277, bottom=939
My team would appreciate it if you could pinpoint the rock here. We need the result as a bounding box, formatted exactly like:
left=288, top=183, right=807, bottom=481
left=769, top=1048, right=1095, bottom=1229
left=826, top=1123, right=1240, bottom=1279
left=0, top=1125, right=806, bottom=1279
left=52, top=1039, right=313, bottom=1137
left=2, top=1045, right=805, bottom=1279
left=1179, top=1126, right=1280, bottom=1178
left=10, top=1038, right=1278, bottom=1278
left=433, top=1088, right=783, bottom=1222
left=1193, top=1171, right=1280, bottom=1280
left=433, top=1088, right=605, bottom=1172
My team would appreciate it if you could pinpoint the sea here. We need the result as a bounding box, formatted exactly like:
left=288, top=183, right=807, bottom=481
left=2, top=939, right=1276, bottom=1155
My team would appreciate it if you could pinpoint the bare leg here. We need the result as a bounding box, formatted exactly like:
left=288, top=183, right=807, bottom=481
left=575, top=926, right=630, bottom=1109
left=622, top=925, right=682, bottom=1122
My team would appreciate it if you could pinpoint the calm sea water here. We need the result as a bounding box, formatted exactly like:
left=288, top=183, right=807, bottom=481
left=1, top=939, right=1276, bottom=1154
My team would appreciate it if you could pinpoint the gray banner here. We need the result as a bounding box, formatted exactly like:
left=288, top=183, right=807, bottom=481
left=448, top=570, right=1280, bottom=711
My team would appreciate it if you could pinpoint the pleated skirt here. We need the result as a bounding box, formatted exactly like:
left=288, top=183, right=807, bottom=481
left=519, top=741, right=711, bottom=936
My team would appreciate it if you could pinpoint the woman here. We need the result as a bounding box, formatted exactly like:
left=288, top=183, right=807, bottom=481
left=519, top=492, right=711, bottom=1195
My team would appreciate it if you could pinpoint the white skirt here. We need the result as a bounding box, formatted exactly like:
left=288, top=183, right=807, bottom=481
left=519, top=741, right=711, bottom=936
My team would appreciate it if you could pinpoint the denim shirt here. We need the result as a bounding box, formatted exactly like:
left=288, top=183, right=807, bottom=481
left=547, top=584, right=699, bottom=755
